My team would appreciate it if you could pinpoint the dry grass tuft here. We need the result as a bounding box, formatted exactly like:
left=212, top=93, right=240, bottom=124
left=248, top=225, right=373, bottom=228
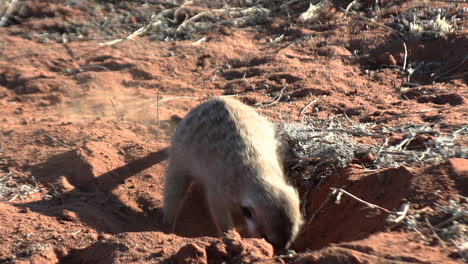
left=276, top=117, right=467, bottom=221
left=0, top=170, right=42, bottom=202
left=146, top=3, right=272, bottom=41
left=276, top=117, right=467, bottom=181
left=297, top=0, right=328, bottom=24
left=277, top=117, right=467, bottom=260
left=393, top=7, right=465, bottom=39
left=401, top=198, right=468, bottom=261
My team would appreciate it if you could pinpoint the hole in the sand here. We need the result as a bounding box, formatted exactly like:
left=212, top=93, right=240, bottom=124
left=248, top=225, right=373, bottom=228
left=293, top=166, right=413, bottom=251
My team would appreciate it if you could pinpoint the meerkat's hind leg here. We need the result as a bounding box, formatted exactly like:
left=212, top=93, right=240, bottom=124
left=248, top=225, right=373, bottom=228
left=163, top=163, right=192, bottom=233
left=206, top=193, right=235, bottom=237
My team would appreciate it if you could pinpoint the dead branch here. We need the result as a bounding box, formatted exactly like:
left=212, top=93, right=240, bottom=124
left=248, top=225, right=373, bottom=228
left=156, top=90, right=161, bottom=137
left=159, top=96, right=201, bottom=103
left=450, top=238, right=468, bottom=262
left=402, top=42, right=408, bottom=71
left=155, top=94, right=238, bottom=106
left=0, top=0, right=19, bottom=27
left=435, top=214, right=467, bottom=228
left=433, top=55, right=467, bottom=80
left=425, top=217, right=449, bottom=249
left=39, top=130, right=73, bottom=149
left=342, top=8, right=409, bottom=72
left=255, top=85, right=288, bottom=108
left=345, top=0, right=358, bottom=14
left=303, top=190, right=334, bottom=229
left=299, top=97, right=321, bottom=120
left=331, top=187, right=392, bottom=213
left=343, top=8, right=399, bottom=34
left=392, top=202, right=410, bottom=224
left=110, top=97, right=124, bottom=121
left=125, top=0, right=180, bottom=7
left=99, top=12, right=157, bottom=47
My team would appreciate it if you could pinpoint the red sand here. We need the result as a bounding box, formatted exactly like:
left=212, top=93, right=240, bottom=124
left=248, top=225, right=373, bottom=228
left=0, top=0, right=466, bottom=263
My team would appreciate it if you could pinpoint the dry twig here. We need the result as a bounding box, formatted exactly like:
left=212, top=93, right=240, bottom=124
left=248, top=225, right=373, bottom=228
left=345, top=0, right=358, bottom=14
left=126, top=0, right=180, bottom=7
left=159, top=96, right=201, bottom=104
left=425, top=217, right=449, bottom=249
left=255, top=85, right=288, bottom=108
left=303, top=190, right=334, bottom=229
left=39, top=130, right=73, bottom=149
left=433, top=55, right=467, bottom=80
left=110, top=97, right=124, bottom=121
left=392, top=202, right=410, bottom=224
left=299, top=97, right=321, bottom=121
left=0, top=0, right=19, bottom=27
left=331, top=187, right=392, bottom=213
left=99, top=12, right=156, bottom=47
left=156, top=90, right=161, bottom=136
left=435, top=214, right=467, bottom=228
left=402, top=42, right=408, bottom=71
left=343, top=8, right=408, bottom=71
left=451, top=238, right=468, bottom=262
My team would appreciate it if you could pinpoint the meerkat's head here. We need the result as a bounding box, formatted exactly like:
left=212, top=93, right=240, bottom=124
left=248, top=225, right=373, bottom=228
left=240, top=182, right=303, bottom=250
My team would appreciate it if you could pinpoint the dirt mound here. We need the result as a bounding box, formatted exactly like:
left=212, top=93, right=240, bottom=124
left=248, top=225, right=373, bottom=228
left=61, top=230, right=274, bottom=264
left=0, top=0, right=467, bottom=263
left=296, top=232, right=459, bottom=264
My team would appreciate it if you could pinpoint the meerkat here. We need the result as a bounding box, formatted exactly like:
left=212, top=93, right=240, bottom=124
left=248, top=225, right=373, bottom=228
left=163, top=97, right=303, bottom=249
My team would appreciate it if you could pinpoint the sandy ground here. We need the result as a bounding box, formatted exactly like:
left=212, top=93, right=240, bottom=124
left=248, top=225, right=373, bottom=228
left=0, top=0, right=467, bottom=263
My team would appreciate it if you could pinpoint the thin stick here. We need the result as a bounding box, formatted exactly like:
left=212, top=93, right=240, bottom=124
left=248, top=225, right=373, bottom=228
left=126, top=0, right=180, bottom=7
left=109, top=97, right=123, bottom=121
left=303, top=191, right=334, bottom=229
left=451, top=238, right=468, bottom=262
left=159, top=96, right=200, bottom=103
left=392, top=202, right=410, bottom=223
left=99, top=12, right=157, bottom=47
left=425, top=217, right=449, bottom=249
left=342, top=8, right=410, bottom=77
left=299, top=97, right=320, bottom=119
left=402, top=42, right=408, bottom=71
left=0, top=0, right=19, bottom=27
left=8, top=193, right=19, bottom=202
left=78, top=10, right=164, bottom=58
left=394, top=135, right=413, bottom=150
left=457, top=194, right=468, bottom=201
left=433, top=55, right=467, bottom=80
left=343, top=8, right=399, bottom=34
left=255, top=85, right=288, bottom=108
left=319, top=128, right=383, bottom=138
left=435, top=0, right=467, bottom=2
left=71, top=229, right=82, bottom=235
left=156, top=90, right=161, bottom=136
left=440, top=70, right=468, bottom=80
left=177, top=11, right=209, bottom=31
left=435, top=214, right=466, bottom=228
left=331, top=188, right=392, bottom=213
left=375, top=138, right=388, bottom=159
left=153, top=94, right=238, bottom=107
left=344, top=0, right=358, bottom=15
left=189, top=37, right=208, bottom=45
left=40, top=130, right=73, bottom=149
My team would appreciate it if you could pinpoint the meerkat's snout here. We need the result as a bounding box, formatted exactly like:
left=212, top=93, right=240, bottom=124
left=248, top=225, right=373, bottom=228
left=240, top=184, right=303, bottom=250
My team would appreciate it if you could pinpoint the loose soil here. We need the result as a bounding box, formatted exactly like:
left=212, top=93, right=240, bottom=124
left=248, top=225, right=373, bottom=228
left=0, top=0, right=467, bottom=263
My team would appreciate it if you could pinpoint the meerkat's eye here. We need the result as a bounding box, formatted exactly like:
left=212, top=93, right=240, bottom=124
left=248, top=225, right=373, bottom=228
left=241, top=206, right=253, bottom=219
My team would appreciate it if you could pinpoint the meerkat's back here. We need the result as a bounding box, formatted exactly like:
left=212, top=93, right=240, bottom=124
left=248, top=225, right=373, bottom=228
left=163, top=97, right=303, bottom=249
